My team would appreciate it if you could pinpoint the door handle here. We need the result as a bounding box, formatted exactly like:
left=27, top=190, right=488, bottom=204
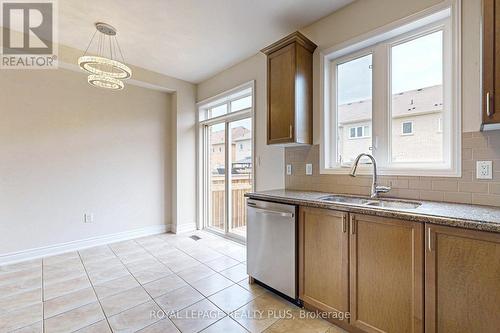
left=289, top=125, right=293, bottom=138
left=486, top=92, right=494, bottom=117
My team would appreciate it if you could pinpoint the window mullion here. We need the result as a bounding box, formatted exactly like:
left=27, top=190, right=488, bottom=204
left=372, top=43, right=389, bottom=167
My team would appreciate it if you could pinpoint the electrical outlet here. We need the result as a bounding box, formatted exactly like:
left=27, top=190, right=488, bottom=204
left=286, top=164, right=292, bottom=175
left=306, top=163, right=313, bottom=175
left=84, top=213, right=94, bottom=223
left=476, top=161, right=493, bottom=179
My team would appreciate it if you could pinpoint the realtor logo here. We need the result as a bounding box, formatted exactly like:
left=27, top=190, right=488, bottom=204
left=1, top=0, right=58, bottom=68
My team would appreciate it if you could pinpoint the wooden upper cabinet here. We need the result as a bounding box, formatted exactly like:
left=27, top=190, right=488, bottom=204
left=425, top=224, right=500, bottom=333
left=482, top=0, right=500, bottom=129
left=349, top=214, right=424, bottom=333
left=298, top=207, right=349, bottom=324
left=262, top=32, right=317, bottom=144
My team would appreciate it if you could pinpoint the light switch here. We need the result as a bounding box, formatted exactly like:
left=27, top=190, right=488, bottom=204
left=476, top=161, right=493, bottom=179
left=286, top=164, right=292, bottom=175
left=306, top=163, right=313, bottom=175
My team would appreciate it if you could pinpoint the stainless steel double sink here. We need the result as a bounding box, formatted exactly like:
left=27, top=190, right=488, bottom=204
left=318, top=195, right=422, bottom=209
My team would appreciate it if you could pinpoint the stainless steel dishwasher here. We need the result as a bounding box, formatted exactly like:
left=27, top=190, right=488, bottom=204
left=246, top=199, right=297, bottom=300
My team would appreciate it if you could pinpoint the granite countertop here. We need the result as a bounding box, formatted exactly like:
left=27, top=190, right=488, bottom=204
left=245, top=189, right=500, bottom=233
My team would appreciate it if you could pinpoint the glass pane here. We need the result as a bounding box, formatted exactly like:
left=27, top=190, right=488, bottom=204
left=391, top=31, right=443, bottom=163
left=229, top=118, right=252, bottom=238
left=210, top=104, right=227, bottom=118
left=231, top=95, right=252, bottom=112
left=337, top=54, right=373, bottom=164
left=208, top=124, right=225, bottom=231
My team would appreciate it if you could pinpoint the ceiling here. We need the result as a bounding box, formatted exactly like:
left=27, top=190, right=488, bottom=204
left=58, top=0, right=353, bottom=83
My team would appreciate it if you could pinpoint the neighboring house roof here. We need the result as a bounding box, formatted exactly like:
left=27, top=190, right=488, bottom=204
left=338, top=85, right=443, bottom=125
left=211, top=126, right=250, bottom=144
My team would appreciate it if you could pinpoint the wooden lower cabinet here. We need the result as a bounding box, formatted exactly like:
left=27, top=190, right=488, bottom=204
left=349, top=214, right=424, bottom=333
left=425, top=224, right=500, bottom=333
left=298, top=207, right=349, bottom=324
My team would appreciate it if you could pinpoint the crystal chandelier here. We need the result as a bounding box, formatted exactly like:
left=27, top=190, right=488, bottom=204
left=78, top=23, right=132, bottom=91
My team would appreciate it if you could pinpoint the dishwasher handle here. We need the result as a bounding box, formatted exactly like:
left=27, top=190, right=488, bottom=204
left=248, top=205, right=295, bottom=218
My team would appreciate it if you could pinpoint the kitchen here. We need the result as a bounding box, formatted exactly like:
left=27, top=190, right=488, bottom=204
left=1, top=0, right=499, bottom=332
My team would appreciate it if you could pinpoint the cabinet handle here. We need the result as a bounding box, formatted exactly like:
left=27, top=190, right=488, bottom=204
left=486, top=92, right=494, bottom=117
left=350, top=217, right=356, bottom=234
left=428, top=228, right=433, bottom=252
left=289, top=125, right=293, bottom=138
left=342, top=215, right=347, bottom=233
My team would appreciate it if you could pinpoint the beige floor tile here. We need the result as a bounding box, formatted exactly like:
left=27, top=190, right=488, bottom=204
left=170, top=299, right=225, bottom=333
left=94, top=275, right=140, bottom=299
left=137, top=319, right=180, bottom=333
left=108, top=300, right=161, bottom=333
left=143, top=274, right=187, bottom=298
left=201, top=316, right=249, bottom=333
left=155, top=285, right=204, bottom=313
left=43, top=259, right=84, bottom=273
left=238, top=279, right=268, bottom=297
left=0, top=287, right=41, bottom=314
left=79, top=247, right=116, bottom=264
left=0, top=267, right=41, bottom=287
left=119, top=252, right=156, bottom=265
left=231, top=293, right=296, bottom=333
left=87, top=266, right=130, bottom=285
left=0, top=302, right=43, bottom=332
left=0, top=275, right=41, bottom=299
left=185, top=248, right=224, bottom=263
left=11, top=320, right=43, bottom=333
left=101, top=286, right=151, bottom=317
left=83, top=257, right=124, bottom=273
left=44, top=287, right=97, bottom=319
left=44, top=302, right=104, bottom=333
left=74, top=320, right=111, bottom=333
left=131, top=265, right=172, bottom=284
left=225, top=247, right=247, bottom=262
left=43, top=252, right=80, bottom=266
left=176, top=264, right=215, bottom=284
left=0, top=259, right=41, bottom=274
left=43, top=266, right=87, bottom=285
left=125, top=258, right=163, bottom=274
left=208, top=284, right=256, bottom=314
left=189, top=273, right=234, bottom=297
left=43, top=275, right=91, bottom=300
left=162, top=256, right=201, bottom=273
left=205, top=256, right=240, bottom=272
left=220, top=263, right=248, bottom=282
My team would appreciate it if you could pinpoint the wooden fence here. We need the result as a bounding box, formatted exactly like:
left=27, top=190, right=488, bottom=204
left=210, top=174, right=252, bottom=232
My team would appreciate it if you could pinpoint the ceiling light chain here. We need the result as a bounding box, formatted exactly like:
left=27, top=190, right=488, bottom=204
left=78, top=22, right=132, bottom=91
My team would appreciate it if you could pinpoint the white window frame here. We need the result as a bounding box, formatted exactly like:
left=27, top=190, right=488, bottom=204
left=401, top=121, right=414, bottom=136
left=196, top=81, right=255, bottom=242
left=348, top=125, right=370, bottom=139
left=320, top=0, right=461, bottom=177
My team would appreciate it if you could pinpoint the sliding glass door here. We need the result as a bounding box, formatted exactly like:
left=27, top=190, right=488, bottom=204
left=199, top=83, right=254, bottom=241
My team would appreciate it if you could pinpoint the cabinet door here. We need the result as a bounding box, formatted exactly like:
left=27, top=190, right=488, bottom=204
left=425, top=224, right=500, bottom=333
left=349, top=214, right=423, bottom=333
left=483, top=0, right=500, bottom=123
left=267, top=43, right=295, bottom=144
left=299, top=207, right=349, bottom=318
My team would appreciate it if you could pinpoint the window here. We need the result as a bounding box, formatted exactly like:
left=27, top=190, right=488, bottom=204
left=322, top=2, right=460, bottom=176
left=197, top=81, right=254, bottom=241
left=349, top=125, right=371, bottom=139
left=401, top=121, right=413, bottom=135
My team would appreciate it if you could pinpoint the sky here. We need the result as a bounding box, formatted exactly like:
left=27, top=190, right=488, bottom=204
left=337, top=31, right=443, bottom=105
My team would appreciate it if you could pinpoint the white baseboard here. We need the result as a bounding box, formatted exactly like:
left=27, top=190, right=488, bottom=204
left=0, top=224, right=171, bottom=266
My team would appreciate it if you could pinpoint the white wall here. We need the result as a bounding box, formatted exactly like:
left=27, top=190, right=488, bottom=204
left=196, top=54, right=285, bottom=191
left=0, top=68, right=172, bottom=255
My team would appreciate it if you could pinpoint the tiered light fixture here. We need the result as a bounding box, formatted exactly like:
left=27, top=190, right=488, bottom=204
left=78, top=22, right=132, bottom=91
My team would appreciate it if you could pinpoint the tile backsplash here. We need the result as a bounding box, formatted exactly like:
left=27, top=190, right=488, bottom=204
left=285, top=131, right=500, bottom=207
